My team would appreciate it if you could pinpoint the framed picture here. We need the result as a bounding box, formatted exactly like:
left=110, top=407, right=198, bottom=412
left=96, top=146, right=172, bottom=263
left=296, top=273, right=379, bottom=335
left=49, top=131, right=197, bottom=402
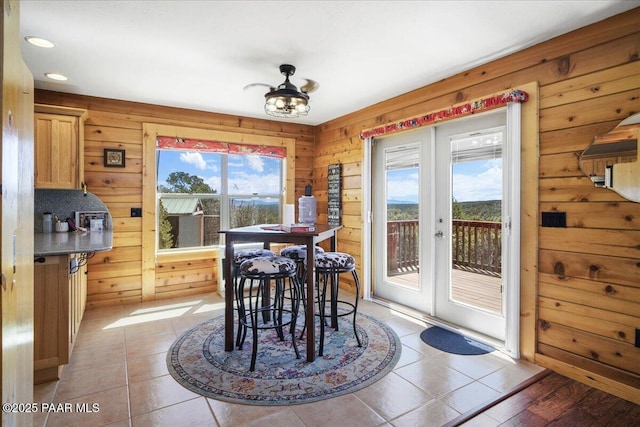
left=104, top=148, right=126, bottom=167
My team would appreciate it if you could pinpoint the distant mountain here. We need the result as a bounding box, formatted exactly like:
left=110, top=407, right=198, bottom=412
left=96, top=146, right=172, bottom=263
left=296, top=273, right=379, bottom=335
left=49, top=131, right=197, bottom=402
left=387, top=199, right=418, bottom=205
left=386, top=199, right=501, bottom=221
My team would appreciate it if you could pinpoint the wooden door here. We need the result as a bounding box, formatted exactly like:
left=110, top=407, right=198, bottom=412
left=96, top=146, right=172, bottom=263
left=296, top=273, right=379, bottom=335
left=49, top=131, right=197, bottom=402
left=2, top=0, right=35, bottom=425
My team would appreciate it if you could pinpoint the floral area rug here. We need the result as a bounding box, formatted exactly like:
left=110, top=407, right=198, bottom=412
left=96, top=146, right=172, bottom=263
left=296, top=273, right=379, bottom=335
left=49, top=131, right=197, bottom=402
left=167, top=312, right=401, bottom=405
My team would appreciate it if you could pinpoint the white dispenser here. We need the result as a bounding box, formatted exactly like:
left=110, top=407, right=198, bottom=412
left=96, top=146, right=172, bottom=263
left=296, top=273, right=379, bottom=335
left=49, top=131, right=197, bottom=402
left=42, top=213, right=53, bottom=233
left=298, top=185, right=317, bottom=224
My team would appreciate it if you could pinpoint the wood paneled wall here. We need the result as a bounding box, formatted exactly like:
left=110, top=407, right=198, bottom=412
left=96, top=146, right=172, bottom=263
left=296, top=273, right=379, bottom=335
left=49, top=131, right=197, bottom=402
left=314, top=8, right=640, bottom=403
left=33, top=7, right=639, bottom=403
left=33, top=91, right=315, bottom=309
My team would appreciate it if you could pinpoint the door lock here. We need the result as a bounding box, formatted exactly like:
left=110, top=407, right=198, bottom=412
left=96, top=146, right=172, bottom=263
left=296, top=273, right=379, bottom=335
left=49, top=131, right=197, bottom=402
left=435, top=231, right=445, bottom=238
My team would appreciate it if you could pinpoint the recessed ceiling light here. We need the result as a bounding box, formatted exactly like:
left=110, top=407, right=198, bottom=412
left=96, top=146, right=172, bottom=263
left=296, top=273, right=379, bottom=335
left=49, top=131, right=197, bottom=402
left=25, top=36, right=54, bottom=48
left=45, top=73, right=68, bottom=81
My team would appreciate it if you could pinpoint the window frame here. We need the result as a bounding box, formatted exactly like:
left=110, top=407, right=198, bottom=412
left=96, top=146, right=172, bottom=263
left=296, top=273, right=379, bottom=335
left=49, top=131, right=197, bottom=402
left=142, top=123, right=296, bottom=300
left=156, top=150, right=284, bottom=251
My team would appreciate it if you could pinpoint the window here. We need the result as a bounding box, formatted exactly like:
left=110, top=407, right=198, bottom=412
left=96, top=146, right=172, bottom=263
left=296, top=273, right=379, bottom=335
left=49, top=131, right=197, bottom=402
left=156, top=136, right=284, bottom=251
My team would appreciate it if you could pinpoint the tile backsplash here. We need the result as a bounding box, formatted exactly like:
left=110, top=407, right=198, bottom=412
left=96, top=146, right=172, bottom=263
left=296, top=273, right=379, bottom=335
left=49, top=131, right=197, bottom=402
left=34, top=189, right=112, bottom=232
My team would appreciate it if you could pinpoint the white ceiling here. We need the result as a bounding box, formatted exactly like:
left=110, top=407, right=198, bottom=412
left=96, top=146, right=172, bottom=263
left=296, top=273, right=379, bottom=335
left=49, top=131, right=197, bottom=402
left=19, top=1, right=639, bottom=126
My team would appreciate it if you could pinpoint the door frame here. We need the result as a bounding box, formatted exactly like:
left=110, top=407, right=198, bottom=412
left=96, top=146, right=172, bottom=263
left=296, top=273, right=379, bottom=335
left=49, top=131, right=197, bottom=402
left=363, top=95, right=534, bottom=359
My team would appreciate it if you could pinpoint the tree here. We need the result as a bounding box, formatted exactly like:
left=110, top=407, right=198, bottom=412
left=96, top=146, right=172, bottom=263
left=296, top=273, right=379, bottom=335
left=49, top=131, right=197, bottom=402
left=160, top=171, right=219, bottom=215
left=160, top=171, right=216, bottom=194
left=158, top=201, right=174, bottom=249
left=452, top=197, right=465, bottom=220
left=158, top=172, right=219, bottom=249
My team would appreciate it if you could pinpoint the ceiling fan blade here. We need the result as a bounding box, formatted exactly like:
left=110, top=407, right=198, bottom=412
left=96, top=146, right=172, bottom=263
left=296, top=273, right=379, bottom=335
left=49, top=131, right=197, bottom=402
left=243, top=83, right=275, bottom=91
left=300, top=79, right=319, bottom=94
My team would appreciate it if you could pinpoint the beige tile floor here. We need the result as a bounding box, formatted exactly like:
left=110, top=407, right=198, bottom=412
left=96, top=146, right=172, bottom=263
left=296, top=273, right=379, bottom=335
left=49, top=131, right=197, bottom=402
left=34, top=293, right=544, bottom=427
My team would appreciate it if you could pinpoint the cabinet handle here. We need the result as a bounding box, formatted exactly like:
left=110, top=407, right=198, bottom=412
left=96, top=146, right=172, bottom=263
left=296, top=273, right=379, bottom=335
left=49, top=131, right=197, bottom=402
left=34, top=257, right=46, bottom=264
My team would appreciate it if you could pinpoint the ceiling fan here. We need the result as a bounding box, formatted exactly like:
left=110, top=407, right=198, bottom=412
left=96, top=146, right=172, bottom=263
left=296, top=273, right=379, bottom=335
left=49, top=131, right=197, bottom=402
left=244, top=64, right=319, bottom=118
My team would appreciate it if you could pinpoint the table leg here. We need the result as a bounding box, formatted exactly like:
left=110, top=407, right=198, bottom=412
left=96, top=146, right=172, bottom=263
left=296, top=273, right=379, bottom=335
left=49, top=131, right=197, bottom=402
left=262, top=279, right=271, bottom=322
left=330, top=271, right=338, bottom=329
left=305, top=240, right=315, bottom=362
left=224, top=242, right=234, bottom=351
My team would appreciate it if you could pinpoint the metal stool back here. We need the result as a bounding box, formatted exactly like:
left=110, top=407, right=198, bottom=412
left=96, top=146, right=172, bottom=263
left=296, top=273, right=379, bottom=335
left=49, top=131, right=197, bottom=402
left=237, top=256, right=301, bottom=371
left=232, top=249, right=275, bottom=347
left=315, top=252, right=362, bottom=356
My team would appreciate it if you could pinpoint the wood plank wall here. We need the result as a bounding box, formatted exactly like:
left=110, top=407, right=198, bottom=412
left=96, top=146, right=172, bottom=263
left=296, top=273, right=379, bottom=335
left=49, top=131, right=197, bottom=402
left=313, top=8, right=640, bottom=403
left=33, top=7, right=639, bottom=403
left=32, top=91, right=315, bottom=308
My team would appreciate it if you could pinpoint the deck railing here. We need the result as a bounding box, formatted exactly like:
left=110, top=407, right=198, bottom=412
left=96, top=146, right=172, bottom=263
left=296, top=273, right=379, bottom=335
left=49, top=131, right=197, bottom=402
left=387, top=219, right=501, bottom=276
left=452, top=220, right=501, bottom=275
left=387, top=220, right=419, bottom=272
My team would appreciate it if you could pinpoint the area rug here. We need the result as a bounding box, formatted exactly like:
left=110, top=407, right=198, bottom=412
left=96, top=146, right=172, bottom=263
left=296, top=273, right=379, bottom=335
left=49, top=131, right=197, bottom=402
left=167, top=312, right=401, bottom=405
left=420, top=326, right=494, bottom=355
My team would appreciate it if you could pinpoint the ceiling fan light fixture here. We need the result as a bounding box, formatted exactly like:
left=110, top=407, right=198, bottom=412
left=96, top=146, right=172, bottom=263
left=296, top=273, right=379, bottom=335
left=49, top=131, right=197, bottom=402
left=264, top=93, right=309, bottom=118
left=262, top=64, right=312, bottom=118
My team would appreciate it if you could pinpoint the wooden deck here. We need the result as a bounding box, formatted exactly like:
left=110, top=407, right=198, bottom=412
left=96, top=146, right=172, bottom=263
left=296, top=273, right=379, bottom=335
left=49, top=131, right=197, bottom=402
left=386, top=268, right=503, bottom=314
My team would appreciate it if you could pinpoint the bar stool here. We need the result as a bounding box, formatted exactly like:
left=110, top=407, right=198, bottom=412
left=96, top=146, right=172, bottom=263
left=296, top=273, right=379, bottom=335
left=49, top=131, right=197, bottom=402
left=233, top=248, right=275, bottom=347
left=280, top=245, right=325, bottom=284
left=237, top=256, right=301, bottom=371
left=280, top=245, right=325, bottom=339
left=315, top=251, right=362, bottom=356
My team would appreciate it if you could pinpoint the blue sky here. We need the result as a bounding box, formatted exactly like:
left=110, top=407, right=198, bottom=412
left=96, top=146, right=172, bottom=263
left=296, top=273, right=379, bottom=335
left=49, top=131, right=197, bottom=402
left=157, top=151, right=282, bottom=195
left=159, top=150, right=502, bottom=202
left=387, top=159, right=502, bottom=203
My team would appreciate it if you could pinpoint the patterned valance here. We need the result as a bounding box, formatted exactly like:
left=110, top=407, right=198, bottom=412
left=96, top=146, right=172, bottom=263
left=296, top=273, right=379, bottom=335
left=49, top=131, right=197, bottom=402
left=360, top=89, right=529, bottom=140
left=156, top=136, right=287, bottom=159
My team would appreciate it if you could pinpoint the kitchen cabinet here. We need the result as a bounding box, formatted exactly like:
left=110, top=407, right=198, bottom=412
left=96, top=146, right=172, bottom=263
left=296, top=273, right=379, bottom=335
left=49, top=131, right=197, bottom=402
left=69, top=253, right=87, bottom=347
left=34, top=104, right=87, bottom=189
left=33, top=254, right=87, bottom=384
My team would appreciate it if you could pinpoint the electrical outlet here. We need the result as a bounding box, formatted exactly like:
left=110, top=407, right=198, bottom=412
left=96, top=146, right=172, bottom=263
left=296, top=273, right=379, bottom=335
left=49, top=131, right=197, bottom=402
left=131, top=208, right=142, bottom=217
left=541, top=212, right=566, bottom=228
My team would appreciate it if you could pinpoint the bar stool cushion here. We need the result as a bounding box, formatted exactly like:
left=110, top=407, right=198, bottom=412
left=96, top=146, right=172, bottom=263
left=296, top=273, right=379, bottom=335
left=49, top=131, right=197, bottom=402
left=240, top=256, right=297, bottom=277
left=315, top=252, right=356, bottom=271
left=280, top=245, right=324, bottom=260
left=234, top=249, right=276, bottom=265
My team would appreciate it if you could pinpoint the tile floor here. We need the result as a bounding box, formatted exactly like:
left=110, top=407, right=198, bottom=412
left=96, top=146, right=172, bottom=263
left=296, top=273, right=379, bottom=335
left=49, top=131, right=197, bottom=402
left=34, top=292, right=544, bottom=427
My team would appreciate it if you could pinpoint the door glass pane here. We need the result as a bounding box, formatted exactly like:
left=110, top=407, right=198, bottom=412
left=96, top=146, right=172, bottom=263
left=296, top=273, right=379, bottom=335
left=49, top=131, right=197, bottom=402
left=385, top=146, right=419, bottom=289
left=450, top=130, right=503, bottom=315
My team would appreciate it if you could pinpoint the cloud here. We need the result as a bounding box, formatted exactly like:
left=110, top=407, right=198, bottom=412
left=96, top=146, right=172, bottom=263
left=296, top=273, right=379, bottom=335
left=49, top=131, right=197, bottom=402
left=229, top=172, right=280, bottom=195
left=387, top=170, right=419, bottom=202
left=179, top=152, right=207, bottom=170
left=246, top=155, right=264, bottom=173
left=385, top=160, right=503, bottom=203
left=205, top=176, right=221, bottom=193
left=453, top=160, right=502, bottom=202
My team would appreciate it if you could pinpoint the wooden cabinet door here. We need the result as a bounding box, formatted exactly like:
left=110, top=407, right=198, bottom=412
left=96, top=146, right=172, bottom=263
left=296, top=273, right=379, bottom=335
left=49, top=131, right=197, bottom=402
left=33, top=256, right=69, bottom=383
left=34, top=113, right=79, bottom=189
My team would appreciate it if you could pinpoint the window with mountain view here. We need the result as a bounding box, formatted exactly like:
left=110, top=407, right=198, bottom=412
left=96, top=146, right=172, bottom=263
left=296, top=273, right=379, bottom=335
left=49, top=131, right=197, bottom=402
left=156, top=146, right=283, bottom=251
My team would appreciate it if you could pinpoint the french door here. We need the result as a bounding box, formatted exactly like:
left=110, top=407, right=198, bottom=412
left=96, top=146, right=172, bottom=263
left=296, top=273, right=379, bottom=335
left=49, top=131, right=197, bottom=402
left=433, top=112, right=507, bottom=340
left=372, top=130, right=431, bottom=313
left=372, top=109, right=516, bottom=343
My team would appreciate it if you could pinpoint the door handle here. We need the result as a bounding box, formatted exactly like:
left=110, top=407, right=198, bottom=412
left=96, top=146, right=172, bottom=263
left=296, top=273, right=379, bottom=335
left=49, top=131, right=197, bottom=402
left=435, top=231, right=445, bottom=239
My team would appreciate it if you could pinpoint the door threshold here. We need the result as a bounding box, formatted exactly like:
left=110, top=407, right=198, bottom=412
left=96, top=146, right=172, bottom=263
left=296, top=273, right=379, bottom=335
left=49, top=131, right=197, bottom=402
left=367, top=295, right=509, bottom=357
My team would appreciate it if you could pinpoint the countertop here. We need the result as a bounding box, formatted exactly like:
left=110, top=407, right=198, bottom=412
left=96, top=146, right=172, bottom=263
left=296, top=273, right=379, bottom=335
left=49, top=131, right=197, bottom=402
left=34, top=230, right=113, bottom=256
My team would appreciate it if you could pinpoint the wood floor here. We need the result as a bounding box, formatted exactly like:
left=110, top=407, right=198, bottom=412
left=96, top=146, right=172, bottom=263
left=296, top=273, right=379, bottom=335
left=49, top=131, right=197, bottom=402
left=449, top=371, right=640, bottom=426
left=388, top=268, right=503, bottom=314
